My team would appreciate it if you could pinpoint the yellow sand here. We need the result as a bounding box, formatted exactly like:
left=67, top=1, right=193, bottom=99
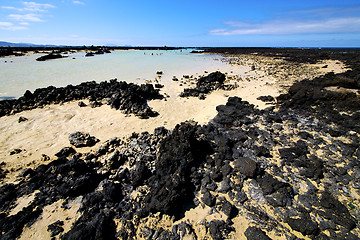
left=0, top=55, right=348, bottom=239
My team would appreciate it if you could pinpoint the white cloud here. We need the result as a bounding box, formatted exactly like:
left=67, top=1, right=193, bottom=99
left=1, top=2, right=55, bottom=12
left=210, top=17, right=360, bottom=35
left=22, top=1, right=55, bottom=12
left=0, top=2, right=55, bottom=31
left=9, top=13, right=43, bottom=22
left=73, top=1, right=85, bottom=5
left=1, top=6, right=18, bottom=10
left=0, top=22, right=28, bottom=31
left=0, top=22, right=13, bottom=26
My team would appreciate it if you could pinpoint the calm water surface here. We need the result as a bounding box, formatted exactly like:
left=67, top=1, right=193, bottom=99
left=0, top=49, right=225, bottom=99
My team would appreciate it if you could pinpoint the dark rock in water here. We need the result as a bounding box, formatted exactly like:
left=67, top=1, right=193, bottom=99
left=55, top=147, right=76, bottom=158
left=244, top=226, right=272, bottom=240
left=10, top=148, right=22, bottom=155
left=85, top=52, right=95, bottom=57
left=257, top=95, right=275, bottom=102
left=18, top=116, right=28, bottom=123
left=156, top=71, right=163, bottom=75
left=201, top=190, right=216, bottom=207
left=69, top=132, right=99, bottom=148
left=36, top=53, right=64, bottom=61
left=180, top=71, right=226, bottom=98
left=234, top=157, right=258, bottom=178
left=208, top=220, right=234, bottom=240
left=47, top=220, right=64, bottom=237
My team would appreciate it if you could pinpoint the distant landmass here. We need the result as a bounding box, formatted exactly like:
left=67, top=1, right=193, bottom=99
left=0, top=41, right=60, bottom=47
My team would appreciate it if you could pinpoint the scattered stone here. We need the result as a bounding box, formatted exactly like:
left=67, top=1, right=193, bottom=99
left=201, top=190, right=216, bottom=207
left=18, top=116, right=28, bottom=123
left=10, top=149, right=22, bottom=155
left=55, top=147, right=76, bottom=158
left=257, top=95, right=275, bottom=102
left=154, top=84, right=164, bottom=88
left=208, top=220, right=234, bottom=240
left=244, top=226, right=272, bottom=240
left=68, top=132, right=99, bottom=148
left=89, top=101, right=102, bottom=108
left=180, top=71, right=226, bottom=98
left=47, top=220, right=64, bottom=237
left=234, top=157, right=258, bottom=178
left=78, top=101, right=87, bottom=107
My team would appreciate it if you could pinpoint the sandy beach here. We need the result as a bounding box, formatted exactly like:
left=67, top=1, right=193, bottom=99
left=0, top=55, right=343, bottom=184
left=1, top=49, right=359, bottom=240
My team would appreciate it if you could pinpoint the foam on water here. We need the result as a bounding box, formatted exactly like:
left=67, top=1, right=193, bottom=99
left=0, top=49, right=225, bottom=99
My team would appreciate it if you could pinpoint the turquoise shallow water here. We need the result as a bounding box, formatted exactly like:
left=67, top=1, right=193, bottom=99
left=0, top=49, right=224, bottom=99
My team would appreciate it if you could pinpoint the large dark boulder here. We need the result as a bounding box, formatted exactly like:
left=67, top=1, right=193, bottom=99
left=244, top=226, right=272, bottom=240
left=233, top=157, right=258, bottom=178
left=36, top=53, right=64, bottom=61
left=180, top=71, right=226, bottom=98
left=68, top=132, right=99, bottom=148
left=141, top=122, right=212, bottom=218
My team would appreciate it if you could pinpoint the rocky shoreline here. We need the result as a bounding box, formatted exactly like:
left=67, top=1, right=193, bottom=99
left=0, top=49, right=360, bottom=239
left=0, top=80, right=162, bottom=119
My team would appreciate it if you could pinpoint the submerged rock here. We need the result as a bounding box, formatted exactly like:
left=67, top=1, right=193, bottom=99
left=36, top=53, right=64, bottom=61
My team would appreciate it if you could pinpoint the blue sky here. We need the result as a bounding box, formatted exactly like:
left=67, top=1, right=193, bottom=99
left=0, top=0, right=359, bottom=47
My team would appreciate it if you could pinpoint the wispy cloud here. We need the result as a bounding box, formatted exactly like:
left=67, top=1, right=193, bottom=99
left=73, top=1, right=85, bottom=5
left=210, top=17, right=360, bottom=35
left=0, top=22, right=28, bottom=31
left=2, top=1, right=55, bottom=12
left=1, top=1, right=56, bottom=31
left=9, top=13, right=43, bottom=22
left=210, top=6, right=360, bottom=36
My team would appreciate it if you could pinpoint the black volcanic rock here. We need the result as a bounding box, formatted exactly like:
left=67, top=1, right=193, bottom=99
left=201, top=190, right=216, bottom=207
left=234, top=157, right=258, bottom=178
left=36, top=53, right=64, bottom=61
left=208, top=220, right=234, bottom=240
left=244, top=226, right=272, bottom=240
left=69, top=132, right=99, bottom=148
left=55, top=147, right=76, bottom=158
left=180, top=71, right=226, bottom=98
left=140, top=122, right=212, bottom=218
left=0, top=79, right=162, bottom=119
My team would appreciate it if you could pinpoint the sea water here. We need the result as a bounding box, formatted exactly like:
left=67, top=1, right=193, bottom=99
left=0, top=49, right=226, bottom=99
